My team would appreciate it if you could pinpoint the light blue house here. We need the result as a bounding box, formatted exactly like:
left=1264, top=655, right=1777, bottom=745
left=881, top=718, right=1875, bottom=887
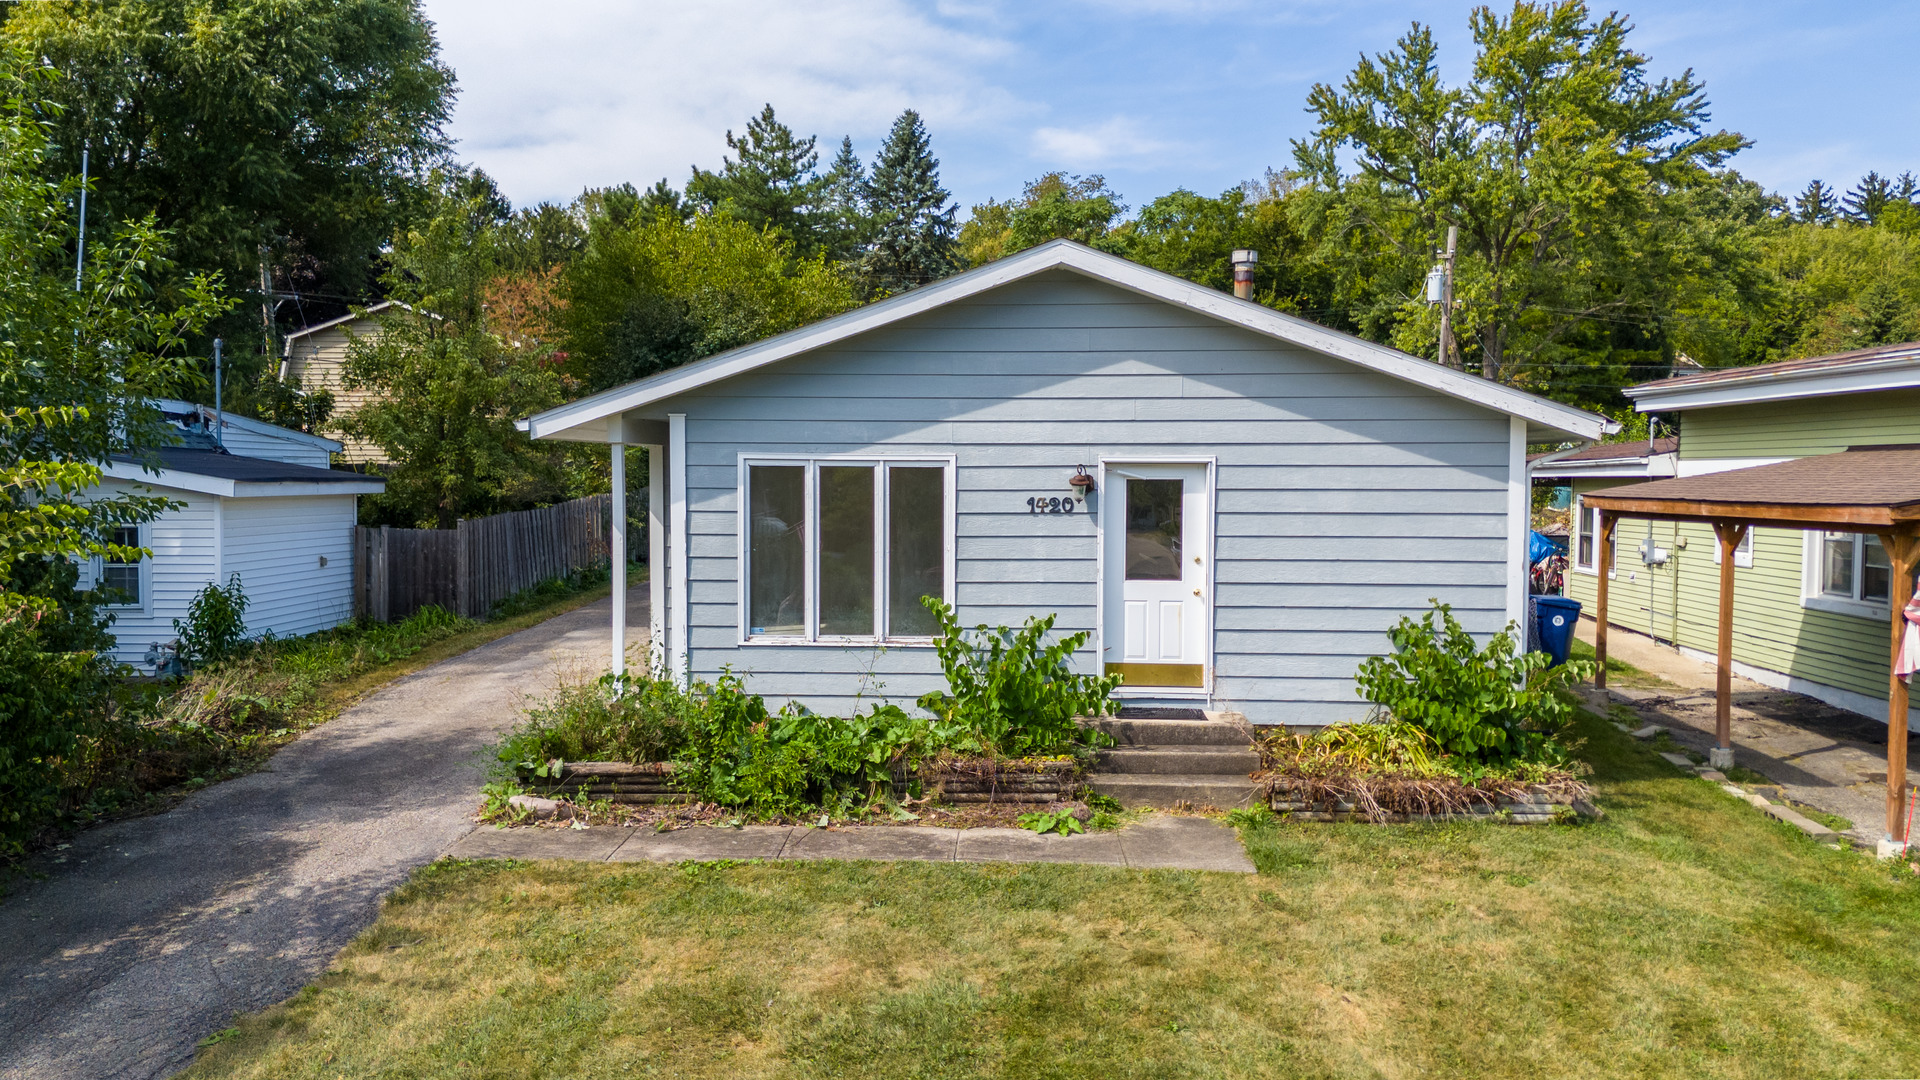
left=520, top=241, right=1609, bottom=726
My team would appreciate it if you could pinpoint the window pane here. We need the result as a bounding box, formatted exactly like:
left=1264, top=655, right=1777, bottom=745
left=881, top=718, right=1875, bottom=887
left=1576, top=506, right=1593, bottom=567
left=1863, top=534, right=1891, bottom=602
left=1823, top=532, right=1855, bottom=597
left=1125, top=478, right=1183, bottom=581
left=748, top=466, right=806, bottom=635
left=101, top=526, right=141, bottom=604
left=818, top=465, right=875, bottom=636
left=888, top=466, right=944, bottom=637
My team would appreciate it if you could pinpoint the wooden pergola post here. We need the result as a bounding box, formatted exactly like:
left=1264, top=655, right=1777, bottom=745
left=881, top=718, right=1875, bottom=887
left=1710, top=523, right=1749, bottom=769
left=1594, top=512, right=1616, bottom=690
left=1883, top=528, right=1920, bottom=849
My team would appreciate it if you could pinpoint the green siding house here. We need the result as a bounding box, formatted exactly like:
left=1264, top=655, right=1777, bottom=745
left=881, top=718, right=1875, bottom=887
left=1537, top=343, right=1920, bottom=720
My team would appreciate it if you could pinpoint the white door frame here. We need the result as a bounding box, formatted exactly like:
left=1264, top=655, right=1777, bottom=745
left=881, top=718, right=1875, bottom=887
left=1095, top=456, right=1217, bottom=700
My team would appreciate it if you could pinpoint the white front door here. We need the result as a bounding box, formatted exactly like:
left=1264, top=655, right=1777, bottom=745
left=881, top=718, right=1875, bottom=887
left=1102, top=463, right=1210, bottom=691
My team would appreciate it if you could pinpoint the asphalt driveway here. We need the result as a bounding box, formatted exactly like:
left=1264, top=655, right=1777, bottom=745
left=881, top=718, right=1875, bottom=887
left=0, top=587, right=645, bottom=1080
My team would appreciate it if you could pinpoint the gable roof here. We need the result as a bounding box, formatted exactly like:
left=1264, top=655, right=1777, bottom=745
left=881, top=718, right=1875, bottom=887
left=1626, top=341, right=1920, bottom=411
left=519, top=240, right=1612, bottom=443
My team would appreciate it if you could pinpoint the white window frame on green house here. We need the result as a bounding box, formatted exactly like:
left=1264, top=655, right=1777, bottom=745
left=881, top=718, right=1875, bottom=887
left=1801, top=530, right=1891, bottom=619
left=90, top=523, right=152, bottom=615
left=1571, top=498, right=1619, bottom=576
left=1713, top=525, right=1753, bottom=568
left=736, top=454, right=956, bottom=647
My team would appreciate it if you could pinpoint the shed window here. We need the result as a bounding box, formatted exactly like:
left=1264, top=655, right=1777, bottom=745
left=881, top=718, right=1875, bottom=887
left=743, top=458, right=951, bottom=642
left=1573, top=500, right=1617, bottom=574
left=98, top=525, right=144, bottom=607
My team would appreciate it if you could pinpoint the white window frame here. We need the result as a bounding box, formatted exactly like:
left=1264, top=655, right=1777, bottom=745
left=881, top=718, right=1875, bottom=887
left=1571, top=499, right=1617, bottom=577
left=1712, top=525, right=1753, bottom=568
left=736, top=454, right=956, bottom=647
left=1801, top=530, right=1891, bottom=620
left=90, top=522, right=153, bottom=615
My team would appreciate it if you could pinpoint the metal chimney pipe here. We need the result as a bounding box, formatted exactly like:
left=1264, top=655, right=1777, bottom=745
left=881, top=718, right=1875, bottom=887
left=212, top=338, right=224, bottom=450
left=1231, top=249, right=1258, bottom=300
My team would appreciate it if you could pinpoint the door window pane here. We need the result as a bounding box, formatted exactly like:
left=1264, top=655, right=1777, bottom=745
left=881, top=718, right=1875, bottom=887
left=888, top=466, right=944, bottom=636
left=1823, top=532, right=1855, bottom=597
left=1863, top=534, right=1891, bottom=602
left=1125, top=478, right=1183, bottom=581
left=748, top=466, right=805, bottom=635
left=818, top=465, right=876, bottom=636
left=100, top=525, right=140, bottom=605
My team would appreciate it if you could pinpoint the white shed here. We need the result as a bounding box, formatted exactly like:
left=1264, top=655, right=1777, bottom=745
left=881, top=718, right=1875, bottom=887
left=83, top=402, right=385, bottom=667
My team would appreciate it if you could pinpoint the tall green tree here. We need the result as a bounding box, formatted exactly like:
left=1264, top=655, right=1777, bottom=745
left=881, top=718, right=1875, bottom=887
left=1113, top=172, right=1334, bottom=315
left=337, top=169, right=568, bottom=528
left=1843, top=171, right=1896, bottom=225
left=1794, top=180, right=1840, bottom=224
left=0, top=56, right=228, bottom=849
left=1294, top=1, right=1748, bottom=396
left=4, top=0, right=455, bottom=372
left=959, top=173, right=1126, bottom=265
left=817, top=136, right=869, bottom=264
left=859, top=111, right=957, bottom=293
left=561, top=210, right=858, bottom=393
left=686, top=105, right=825, bottom=254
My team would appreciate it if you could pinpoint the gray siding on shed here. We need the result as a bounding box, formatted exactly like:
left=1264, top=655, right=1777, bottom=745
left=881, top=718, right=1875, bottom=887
left=663, top=270, right=1511, bottom=725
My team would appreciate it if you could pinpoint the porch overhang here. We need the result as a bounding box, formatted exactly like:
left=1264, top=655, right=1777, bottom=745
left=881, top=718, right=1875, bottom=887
left=1581, top=447, right=1920, bottom=854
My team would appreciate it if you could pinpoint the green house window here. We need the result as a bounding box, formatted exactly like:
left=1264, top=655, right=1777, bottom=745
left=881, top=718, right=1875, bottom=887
left=1817, top=531, right=1890, bottom=606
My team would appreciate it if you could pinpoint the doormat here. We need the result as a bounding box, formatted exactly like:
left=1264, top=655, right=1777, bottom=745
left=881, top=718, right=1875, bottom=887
left=1116, top=707, right=1208, bottom=720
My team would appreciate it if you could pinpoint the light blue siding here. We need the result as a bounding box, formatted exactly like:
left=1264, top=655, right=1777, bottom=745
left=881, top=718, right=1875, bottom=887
left=652, top=270, right=1513, bottom=725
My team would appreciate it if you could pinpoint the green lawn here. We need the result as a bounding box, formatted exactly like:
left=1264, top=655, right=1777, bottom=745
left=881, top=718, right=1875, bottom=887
left=182, top=708, right=1920, bottom=1080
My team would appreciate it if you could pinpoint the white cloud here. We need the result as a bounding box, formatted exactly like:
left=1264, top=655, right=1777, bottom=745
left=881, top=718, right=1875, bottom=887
left=424, top=0, right=1027, bottom=206
left=1031, top=117, right=1177, bottom=168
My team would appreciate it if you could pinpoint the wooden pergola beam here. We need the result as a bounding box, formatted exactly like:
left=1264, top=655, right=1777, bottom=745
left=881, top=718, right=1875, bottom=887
left=1884, top=528, right=1920, bottom=847
left=1711, top=523, right=1749, bottom=763
left=1580, top=496, right=1914, bottom=531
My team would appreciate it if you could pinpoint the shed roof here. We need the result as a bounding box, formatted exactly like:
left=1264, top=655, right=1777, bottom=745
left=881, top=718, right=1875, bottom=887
left=1581, top=446, right=1920, bottom=529
left=1530, top=437, right=1676, bottom=465
left=519, top=240, right=1612, bottom=444
left=104, top=448, right=386, bottom=498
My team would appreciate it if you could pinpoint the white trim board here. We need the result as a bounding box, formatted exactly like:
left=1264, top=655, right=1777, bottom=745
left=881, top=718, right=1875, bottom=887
left=1675, top=456, right=1794, bottom=478
left=1628, top=354, right=1920, bottom=411
left=519, top=240, right=1611, bottom=444
left=98, top=461, right=386, bottom=498
left=1507, top=417, right=1529, bottom=636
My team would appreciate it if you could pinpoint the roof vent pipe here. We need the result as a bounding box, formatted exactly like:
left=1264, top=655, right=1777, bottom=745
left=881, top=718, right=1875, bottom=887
left=1231, top=249, right=1257, bottom=300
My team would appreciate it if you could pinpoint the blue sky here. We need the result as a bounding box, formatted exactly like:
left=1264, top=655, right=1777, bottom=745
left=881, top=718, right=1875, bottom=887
left=422, top=0, right=1917, bottom=217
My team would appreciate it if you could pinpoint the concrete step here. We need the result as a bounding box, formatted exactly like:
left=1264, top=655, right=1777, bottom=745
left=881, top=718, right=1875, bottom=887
left=1096, top=747, right=1262, bottom=775
left=1084, top=717, right=1252, bottom=747
left=1090, top=773, right=1262, bottom=809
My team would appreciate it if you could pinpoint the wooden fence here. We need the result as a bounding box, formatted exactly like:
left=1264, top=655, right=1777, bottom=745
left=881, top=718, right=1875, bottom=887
left=355, top=493, right=614, bottom=621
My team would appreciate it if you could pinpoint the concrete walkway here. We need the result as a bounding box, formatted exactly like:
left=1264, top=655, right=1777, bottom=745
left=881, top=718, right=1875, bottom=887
left=0, top=587, right=649, bottom=1080
left=447, top=814, right=1256, bottom=872
left=1577, top=619, right=1915, bottom=845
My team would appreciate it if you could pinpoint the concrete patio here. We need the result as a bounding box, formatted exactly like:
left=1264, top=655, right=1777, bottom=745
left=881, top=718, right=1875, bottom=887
left=445, top=813, right=1256, bottom=873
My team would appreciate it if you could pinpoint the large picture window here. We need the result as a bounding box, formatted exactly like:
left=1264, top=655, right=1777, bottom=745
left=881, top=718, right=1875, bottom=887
left=742, top=457, right=952, bottom=642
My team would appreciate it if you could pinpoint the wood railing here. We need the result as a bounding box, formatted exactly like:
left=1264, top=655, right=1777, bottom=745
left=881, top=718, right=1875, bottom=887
left=354, top=494, right=614, bottom=621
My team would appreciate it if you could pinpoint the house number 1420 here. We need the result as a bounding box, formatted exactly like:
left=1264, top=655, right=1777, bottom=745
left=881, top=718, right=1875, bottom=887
left=1027, top=496, right=1080, bottom=514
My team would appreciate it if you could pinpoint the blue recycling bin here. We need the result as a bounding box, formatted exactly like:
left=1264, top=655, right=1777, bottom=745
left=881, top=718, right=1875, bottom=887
left=1534, top=595, right=1582, bottom=667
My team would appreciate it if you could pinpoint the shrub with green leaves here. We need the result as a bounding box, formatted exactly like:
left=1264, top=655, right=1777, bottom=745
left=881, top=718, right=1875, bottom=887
left=915, top=598, right=1119, bottom=757
left=175, top=574, right=250, bottom=669
left=1354, top=600, right=1591, bottom=763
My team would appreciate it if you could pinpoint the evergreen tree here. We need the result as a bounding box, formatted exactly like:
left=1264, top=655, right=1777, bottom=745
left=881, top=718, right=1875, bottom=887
left=686, top=104, right=824, bottom=252
left=1844, top=171, right=1895, bottom=224
left=1896, top=172, right=1920, bottom=204
left=637, top=179, right=693, bottom=226
left=859, top=110, right=958, bottom=293
left=1793, top=179, right=1838, bottom=224
left=817, top=137, right=869, bottom=263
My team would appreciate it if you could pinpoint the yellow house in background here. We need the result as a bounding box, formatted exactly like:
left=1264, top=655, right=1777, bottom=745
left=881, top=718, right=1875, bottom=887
left=278, top=302, right=404, bottom=464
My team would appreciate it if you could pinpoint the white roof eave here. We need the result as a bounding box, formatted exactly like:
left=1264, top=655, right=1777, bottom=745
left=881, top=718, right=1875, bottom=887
left=520, top=241, right=1611, bottom=443
left=1626, top=356, right=1920, bottom=411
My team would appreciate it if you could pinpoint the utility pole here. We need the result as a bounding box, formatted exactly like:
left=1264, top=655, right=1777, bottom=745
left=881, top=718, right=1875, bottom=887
left=74, top=147, right=89, bottom=291
left=259, top=244, right=275, bottom=362
left=1437, top=224, right=1458, bottom=370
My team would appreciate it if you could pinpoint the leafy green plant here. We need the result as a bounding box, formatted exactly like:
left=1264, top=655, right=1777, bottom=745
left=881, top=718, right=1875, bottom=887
left=1354, top=600, right=1592, bottom=763
left=915, top=598, right=1119, bottom=757
left=1017, top=808, right=1085, bottom=836
left=174, top=573, right=250, bottom=670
